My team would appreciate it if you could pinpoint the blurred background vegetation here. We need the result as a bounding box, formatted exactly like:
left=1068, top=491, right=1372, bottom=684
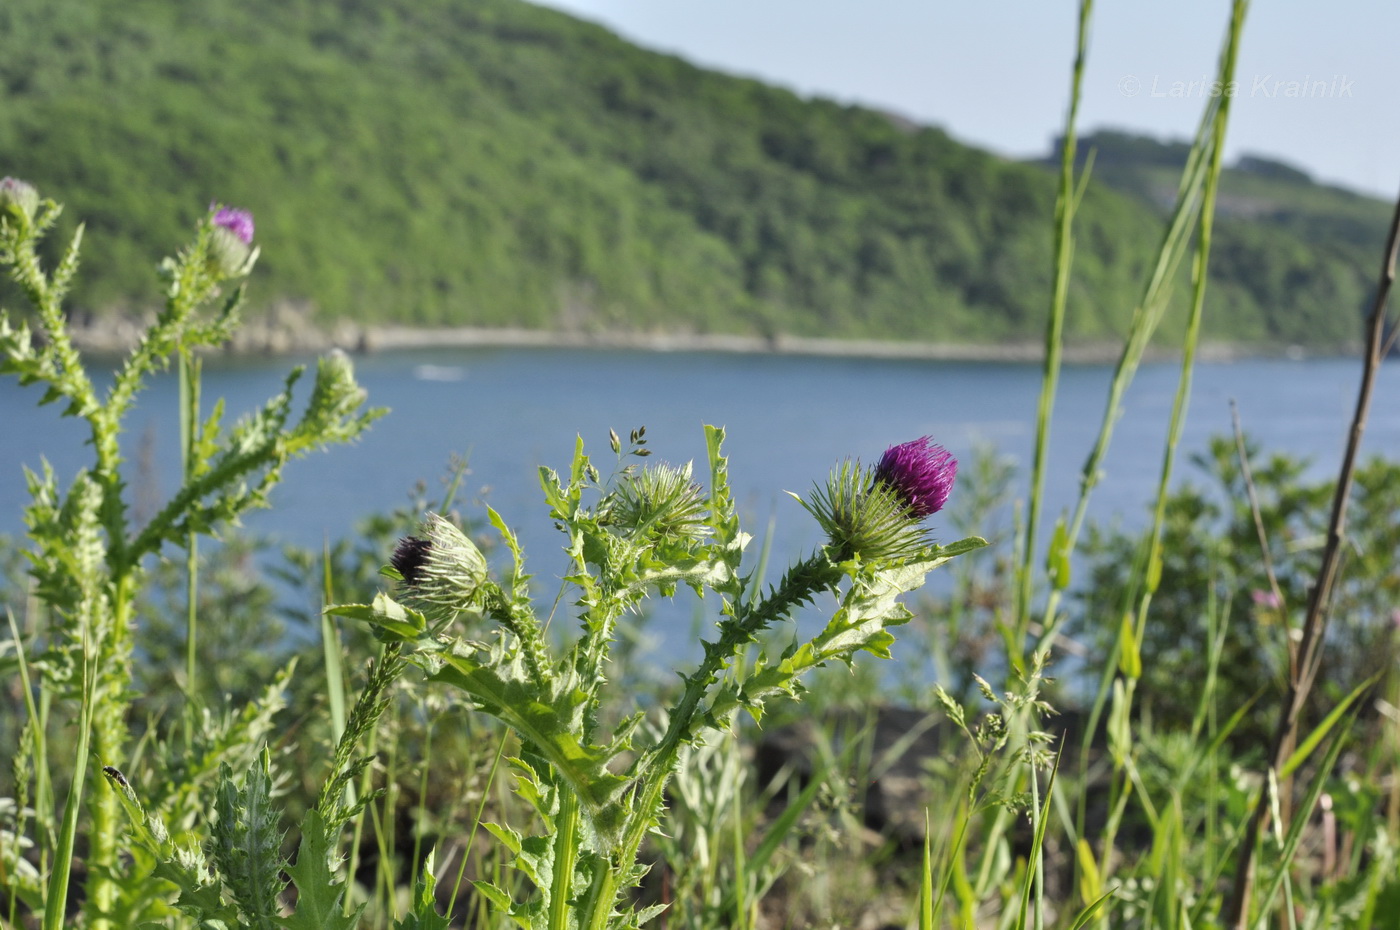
left=0, top=0, right=1390, bottom=349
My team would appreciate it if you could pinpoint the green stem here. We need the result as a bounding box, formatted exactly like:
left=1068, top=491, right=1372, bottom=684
left=85, top=575, right=133, bottom=930
left=11, top=219, right=96, bottom=419
left=180, top=354, right=201, bottom=718
left=483, top=585, right=551, bottom=687
left=550, top=786, right=582, bottom=930
left=663, top=554, right=837, bottom=752
left=596, top=554, right=841, bottom=921
left=581, top=862, right=619, bottom=930
left=185, top=535, right=198, bottom=691
left=41, top=637, right=96, bottom=930
left=1030, top=9, right=1242, bottom=667
left=1016, top=0, right=1092, bottom=654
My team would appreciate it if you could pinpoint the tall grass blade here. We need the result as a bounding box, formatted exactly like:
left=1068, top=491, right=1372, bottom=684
left=1067, top=890, right=1118, bottom=930
left=919, top=812, right=934, bottom=930
left=1252, top=722, right=1354, bottom=921
left=1015, top=0, right=1093, bottom=652
left=1280, top=674, right=1378, bottom=780
left=43, top=619, right=100, bottom=930
left=322, top=540, right=349, bottom=744
left=1013, top=764, right=1057, bottom=930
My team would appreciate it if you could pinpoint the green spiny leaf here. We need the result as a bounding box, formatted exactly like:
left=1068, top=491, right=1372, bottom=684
left=394, top=850, right=452, bottom=930
left=326, top=593, right=430, bottom=642
left=211, top=749, right=287, bottom=930
left=276, top=810, right=364, bottom=930
left=102, top=767, right=239, bottom=926
left=430, top=652, right=633, bottom=833
left=483, top=821, right=524, bottom=856
left=471, top=880, right=514, bottom=914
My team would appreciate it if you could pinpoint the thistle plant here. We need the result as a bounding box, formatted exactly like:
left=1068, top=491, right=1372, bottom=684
left=333, top=429, right=984, bottom=928
left=0, top=182, right=379, bottom=929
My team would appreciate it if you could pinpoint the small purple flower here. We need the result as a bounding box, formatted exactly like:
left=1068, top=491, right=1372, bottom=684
left=1250, top=589, right=1282, bottom=610
left=873, top=437, right=957, bottom=519
left=206, top=203, right=258, bottom=277
left=211, top=204, right=254, bottom=244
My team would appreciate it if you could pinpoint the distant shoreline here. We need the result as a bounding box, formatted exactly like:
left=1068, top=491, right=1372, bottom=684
left=63, top=314, right=1351, bottom=365
left=353, top=326, right=1297, bottom=364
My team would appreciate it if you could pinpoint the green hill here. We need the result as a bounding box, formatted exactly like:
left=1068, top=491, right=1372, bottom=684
left=0, top=0, right=1388, bottom=348
left=1046, top=130, right=1392, bottom=345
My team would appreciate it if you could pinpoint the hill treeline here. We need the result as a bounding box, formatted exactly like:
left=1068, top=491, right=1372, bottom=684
left=0, top=0, right=1390, bottom=347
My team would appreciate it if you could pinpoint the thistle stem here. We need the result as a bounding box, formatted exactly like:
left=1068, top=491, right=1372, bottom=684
left=483, top=585, right=552, bottom=687
left=600, top=553, right=843, bottom=920
left=549, top=786, right=582, bottom=930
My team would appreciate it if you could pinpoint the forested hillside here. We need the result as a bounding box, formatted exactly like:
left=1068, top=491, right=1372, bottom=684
left=1056, top=131, right=1392, bottom=346
left=0, top=0, right=1387, bottom=347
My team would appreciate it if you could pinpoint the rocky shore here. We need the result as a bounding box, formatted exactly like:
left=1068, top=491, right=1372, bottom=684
left=57, top=305, right=1332, bottom=364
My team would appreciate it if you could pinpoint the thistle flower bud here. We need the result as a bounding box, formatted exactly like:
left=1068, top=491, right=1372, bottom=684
left=0, top=177, right=39, bottom=225
left=391, top=513, right=488, bottom=616
left=799, top=438, right=957, bottom=562
left=207, top=203, right=258, bottom=277
left=608, top=461, right=710, bottom=541
left=302, top=350, right=370, bottom=433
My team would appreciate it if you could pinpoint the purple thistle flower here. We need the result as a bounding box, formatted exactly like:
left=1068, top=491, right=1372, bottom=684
left=873, top=437, right=957, bottom=519
left=211, top=204, right=254, bottom=244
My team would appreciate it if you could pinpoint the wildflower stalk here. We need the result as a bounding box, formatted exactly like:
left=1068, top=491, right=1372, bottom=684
left=661, top=554, right=839, bottom=743
left=2, top=187, right=379, bottom=928
left=180, top=351, right=202, bottom=741
left=1020, top=0, right=1246, bottom=679
left=550, top=788, right=582, bottom=930
left=604, top=551, right=844, bottom=902
left=342, top=429, right=980, bottom=929
left=87, top=577, right=135, bottom=930
left=1015, top=0, right=1091, bottom=656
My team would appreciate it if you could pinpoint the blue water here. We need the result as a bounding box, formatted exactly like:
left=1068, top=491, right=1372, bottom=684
left=3, top=348, right=1396, bottom=651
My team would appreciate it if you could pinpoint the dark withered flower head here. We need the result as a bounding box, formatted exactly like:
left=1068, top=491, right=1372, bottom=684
left=873, top=437, right=957, bottom=520
left=391, top=513, right=487, bottom=614
left=391, top=535, right=433, bottom=585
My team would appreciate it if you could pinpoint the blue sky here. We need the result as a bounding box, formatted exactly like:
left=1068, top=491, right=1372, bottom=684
left=538, top=0, right=1397, bottom=200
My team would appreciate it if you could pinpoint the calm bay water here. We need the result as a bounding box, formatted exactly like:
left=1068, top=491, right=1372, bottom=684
left=4, top=348, right=1398, bottom=611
